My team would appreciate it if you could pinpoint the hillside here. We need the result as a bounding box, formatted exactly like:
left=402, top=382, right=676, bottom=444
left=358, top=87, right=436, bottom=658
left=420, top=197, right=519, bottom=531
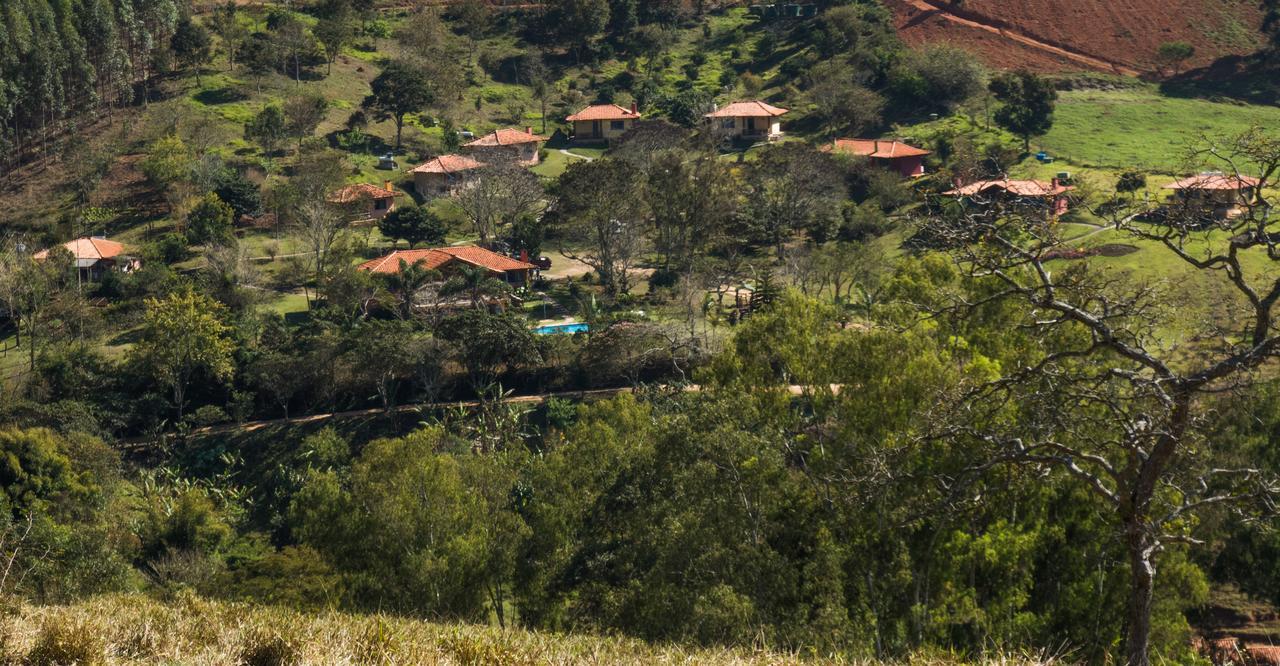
left=888, top=0, right=1264, bottom=74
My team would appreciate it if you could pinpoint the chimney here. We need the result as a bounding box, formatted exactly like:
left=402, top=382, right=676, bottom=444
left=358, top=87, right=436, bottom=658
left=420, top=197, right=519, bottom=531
left=631, top=102, right=638, bottom=115
left=1051, top=177, right=1059, bottom=189
left=520, top=249, right=529, bottom=263
left=526, top=126, right=533, bottom=136
left=384, top=181, right=393, bottom=192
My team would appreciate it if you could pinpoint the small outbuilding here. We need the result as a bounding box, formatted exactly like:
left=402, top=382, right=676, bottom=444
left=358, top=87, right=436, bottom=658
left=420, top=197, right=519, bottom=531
left=704, top=101, right=788, bottom=142
left=412, top=154, right=487, bottom=197
left=566, top=103, right=642, bottom=144
left=824, top=138, right=930, bottom=178
left=463, top=127, right=549, bottom=166
left=946, top=178, right=1075, bottom=216
left=1163, top=172, right=1260, bottom=220
left=358, top=244, right=538, bottom=285
left=34, top=236, right=140, bottom=283
left=327, top=182, right=402, bottom=222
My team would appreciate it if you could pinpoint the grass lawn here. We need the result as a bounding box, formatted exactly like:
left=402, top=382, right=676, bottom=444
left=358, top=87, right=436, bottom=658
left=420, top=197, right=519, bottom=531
left=261, top=290, right=311, bottom=318
left=1037, top=86, right=1280, bottom=173
left=531, top=150, right=589, bottom=179
left=1063, top=225, right=1280, bottom=347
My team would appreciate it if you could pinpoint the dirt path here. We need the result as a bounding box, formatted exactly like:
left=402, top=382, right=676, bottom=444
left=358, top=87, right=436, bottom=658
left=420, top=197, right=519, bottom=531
left=122, top=384, right=842, bottom=448
left=898, top=0, right=1144, bottom=77
left=557, top=148, right=596, bottom=162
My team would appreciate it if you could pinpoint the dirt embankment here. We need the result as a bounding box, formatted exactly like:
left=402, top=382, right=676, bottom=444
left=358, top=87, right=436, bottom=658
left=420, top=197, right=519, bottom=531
left=888, top=0, right=1264, bottom=75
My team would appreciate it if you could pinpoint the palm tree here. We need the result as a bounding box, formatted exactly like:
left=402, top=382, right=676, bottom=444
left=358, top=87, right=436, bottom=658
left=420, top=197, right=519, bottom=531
left=385, top=259, right=440, bottom=318
left=440, top=265, right=509, bottom=309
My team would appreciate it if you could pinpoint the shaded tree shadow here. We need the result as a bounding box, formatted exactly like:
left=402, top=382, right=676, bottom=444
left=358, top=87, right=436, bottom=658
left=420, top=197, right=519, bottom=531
left=193, top=87, right=250, bottom=106
left=1159, top=52, right=1280, bottom=107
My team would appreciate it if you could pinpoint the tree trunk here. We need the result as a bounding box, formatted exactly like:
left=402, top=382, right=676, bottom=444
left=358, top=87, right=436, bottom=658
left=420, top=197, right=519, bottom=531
left=1124, top=528, right=1156, bottom=666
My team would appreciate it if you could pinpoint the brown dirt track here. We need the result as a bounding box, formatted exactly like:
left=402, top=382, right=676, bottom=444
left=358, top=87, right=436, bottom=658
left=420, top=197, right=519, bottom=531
left=887, top=0, right=1264, bottom=75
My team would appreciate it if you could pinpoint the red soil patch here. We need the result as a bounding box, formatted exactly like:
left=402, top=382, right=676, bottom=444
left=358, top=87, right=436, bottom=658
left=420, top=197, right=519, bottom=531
left=889, top=0, right=1263, bottom=75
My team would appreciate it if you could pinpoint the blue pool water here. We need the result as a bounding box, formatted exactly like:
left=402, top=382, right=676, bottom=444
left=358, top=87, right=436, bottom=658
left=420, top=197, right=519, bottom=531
left=534, top=322, right=590, bottom=335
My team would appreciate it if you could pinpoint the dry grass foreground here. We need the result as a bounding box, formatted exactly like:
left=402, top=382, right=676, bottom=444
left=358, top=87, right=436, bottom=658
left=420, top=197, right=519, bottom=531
left=0, top=593, right=1054, bottom=665
left=0, top=593, right=1071, bottom=665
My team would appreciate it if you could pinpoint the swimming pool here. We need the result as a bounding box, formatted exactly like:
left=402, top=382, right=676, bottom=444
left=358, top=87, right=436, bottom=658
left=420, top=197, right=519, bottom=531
left=534, top=322, right=590, bottom=335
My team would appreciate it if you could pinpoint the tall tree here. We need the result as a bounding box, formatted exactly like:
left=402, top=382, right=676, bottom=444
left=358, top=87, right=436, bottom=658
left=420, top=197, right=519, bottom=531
left=171, top=17, right=212, bottom=86
left=378, top=205, right=447, bottom=248
left=550, top=159, right=648, bottom=296
left=208, top=1, right=247, bottom=72
left=989, top=69, right=1057, bottom=153
left=744, top=143, right=843, bottom=259
left=314, top=6, right=355, bottom=75
left=284, top=93, right=329, bottom=151
left=130, top=288, right=236, bottom=422
left=295, top=200, right=349, bottom=309
left=546, top=0, right=610, bottom=63
left=645, top=151, right=738, bottom=270
left=268, top=10, right=313, bottom=84
left=245, top=105, right=287, bottom=159
left=364, top=60, right=436, bottom=151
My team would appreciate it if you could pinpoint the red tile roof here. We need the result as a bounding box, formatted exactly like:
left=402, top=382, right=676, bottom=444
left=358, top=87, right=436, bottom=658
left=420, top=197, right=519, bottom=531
left=412, top=154, right=487, bottom=174
left=33, top=237, right=126, bottom=261
left=358, top=245, right=537, bottom=275
left=705, top=101, right=789, bottom=118
left=567, top=104, right=641, bottom=121
left=1164, top=173, right=1261, bottom=191
left=946, top=179, right=1073, bottom=197
left=327, top=183, right=400, bottom=204
left=825, top=138, right=930, bottom=159
left=465, top=128, right=549, bottom=147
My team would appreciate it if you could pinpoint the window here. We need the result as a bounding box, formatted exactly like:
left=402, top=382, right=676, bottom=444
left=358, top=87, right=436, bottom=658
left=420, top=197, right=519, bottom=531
left=610, top=120, right=626, bottom=131
left=375, top=199, right=389, bottom=210
left=721, top=118, right=736, bottom=129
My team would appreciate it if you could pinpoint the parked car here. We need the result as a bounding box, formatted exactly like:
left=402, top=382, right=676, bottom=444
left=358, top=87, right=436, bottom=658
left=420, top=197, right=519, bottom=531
left=533, top=256, right=552, bottom=270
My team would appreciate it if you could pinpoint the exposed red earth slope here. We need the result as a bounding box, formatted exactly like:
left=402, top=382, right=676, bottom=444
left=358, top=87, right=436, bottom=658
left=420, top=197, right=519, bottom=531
left=887, top=0, right=1264, bottom=75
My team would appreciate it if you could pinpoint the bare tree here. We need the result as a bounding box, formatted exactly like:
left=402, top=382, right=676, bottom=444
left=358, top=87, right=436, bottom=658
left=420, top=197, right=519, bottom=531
left=452, top=163, right=545, bottom=246
left=918, top=128, right=1280, bottom=666
left=296, top=200, right=349, bottom=309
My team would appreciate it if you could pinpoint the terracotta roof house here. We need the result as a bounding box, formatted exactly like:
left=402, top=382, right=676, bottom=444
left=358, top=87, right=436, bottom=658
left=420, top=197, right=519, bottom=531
left=33, top=236, right=139, bottom=282
left=566, top=103, right=641, bottom=144
left=412, top=154, right=487, bottom=197
left=327, top=182, right=402, bottom=222
left=946, top=178, right=1075, bottom=216
left=463, top=127, right=549, bottom=166
left=358, top=245, right=538, bottom=285
left=1163, top=172, right=1261, bottom=219
left=705, top=101, right=788, bottom=141
left=824, top=138, right=931, bottom=178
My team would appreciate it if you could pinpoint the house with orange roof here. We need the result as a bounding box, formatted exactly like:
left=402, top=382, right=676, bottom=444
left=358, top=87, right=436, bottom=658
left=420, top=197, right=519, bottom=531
left=704, top=101, right=788, bottom=141
left=463, top=127, right=549, bottom=166
left=33, top=236, right=139, bottom=282
left=327, top=182, right=402, bottom=222
left=412, top=154, right=487, bottom=197
left=358, top=244, right=538, bottom=286
left=566, top=103, right=641, bottom=144
left=1163, top=172, right=1261, bottom=219
left=824, top=138, right=930, bottom=178
left=945, top=178, right=1075, bottom=216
